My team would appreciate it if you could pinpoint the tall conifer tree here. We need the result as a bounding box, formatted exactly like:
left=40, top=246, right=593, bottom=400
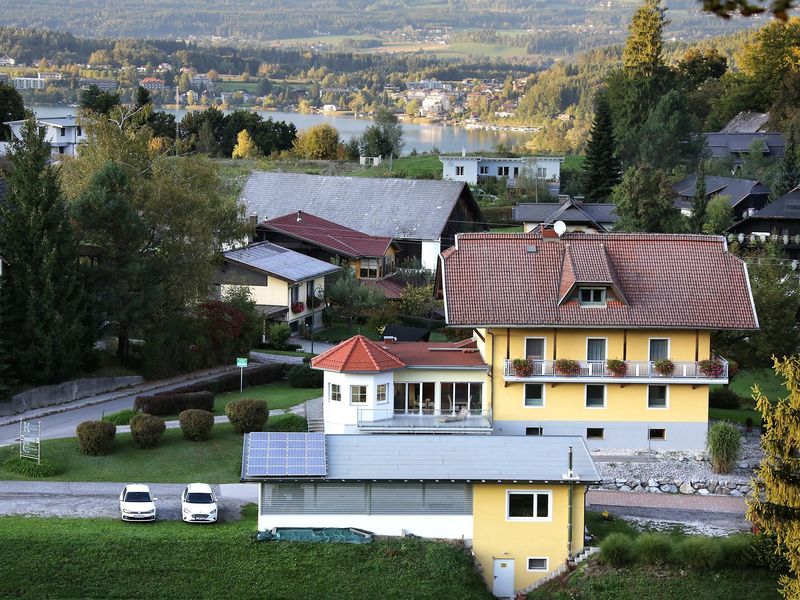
left=582, top=95, right=621, bottom=202
left=771, top=126, right=800, bottom=200
left=691, top=161, right=708, bottom=233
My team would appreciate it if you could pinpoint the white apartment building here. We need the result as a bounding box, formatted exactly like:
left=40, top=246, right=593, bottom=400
left=440, top=154, right=564, bottom=185
left=5, top=115, right=85, bottom=158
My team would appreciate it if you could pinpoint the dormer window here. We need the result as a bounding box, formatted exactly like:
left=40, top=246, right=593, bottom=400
left=579, top=287, right=606, bottom=306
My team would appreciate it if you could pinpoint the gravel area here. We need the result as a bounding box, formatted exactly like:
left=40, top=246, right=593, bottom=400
left=591, top=429, right=763, bottom=484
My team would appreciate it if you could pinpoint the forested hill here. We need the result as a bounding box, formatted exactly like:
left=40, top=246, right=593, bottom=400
left=0, top=0, right=761, bottom=52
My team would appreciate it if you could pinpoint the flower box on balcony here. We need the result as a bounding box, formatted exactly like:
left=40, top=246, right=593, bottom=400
left=290, top=301, right=306, bottom=314
left=606, top=359, right=627, bottom=377
left=698, top=359, right=724, bottom=378
left=512, top=359, right=533, bottom=378
left=554, top=359, right=581, bottom=376
left=654, top=359, right=675, bottom=376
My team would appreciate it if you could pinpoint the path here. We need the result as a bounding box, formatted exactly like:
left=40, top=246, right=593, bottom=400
left=587, top=489, right=750, bottom=536
left=0, top=481, right=258, bottom=521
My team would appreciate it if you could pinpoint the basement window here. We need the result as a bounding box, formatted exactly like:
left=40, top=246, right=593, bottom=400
left=648, top=428, right=666, bottom=441
left=527, top=557, right=548, bottom=572
left=579, top=287, right=606, bottom=306
left=526, top=427, right=543, bottom=436
left=587, top=428, right=604, bottom=439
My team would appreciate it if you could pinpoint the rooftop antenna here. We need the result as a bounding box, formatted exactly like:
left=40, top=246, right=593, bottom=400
left=554, top=220, right=567, bottom=238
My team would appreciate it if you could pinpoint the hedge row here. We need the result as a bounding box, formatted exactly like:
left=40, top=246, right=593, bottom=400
left=134, top=391, right=214, bottom=416
left=287, top=364, right=324, bottom=388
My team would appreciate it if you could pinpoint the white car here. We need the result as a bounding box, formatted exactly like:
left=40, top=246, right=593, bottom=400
left=119, top=484, right=157, bottom=522
left=181, top=483, right=218, bottom=523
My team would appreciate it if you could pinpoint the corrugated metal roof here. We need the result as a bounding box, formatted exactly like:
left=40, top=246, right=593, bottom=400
left=223, top=241, right=340, bottom=282
left=242, top=433, right=600, bottom=483
left=240, top=171, right=473, bottom=241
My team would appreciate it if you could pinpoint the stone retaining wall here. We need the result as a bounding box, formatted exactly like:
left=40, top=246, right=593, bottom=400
left=1, top=376, right=144, bottom=417
left=592, top=477, right=753, bottom=497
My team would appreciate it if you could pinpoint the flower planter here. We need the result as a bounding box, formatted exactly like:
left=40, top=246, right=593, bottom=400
left=290, top=301, right=306, bottom=314
left=654, top=359, right=675, bottom=377
left=698, top=359, right=724, bottom=378
left=512, top=359, right=533, bottom=378
left=606, top=359, right=627, bottom=377
left=554, top=359, right=581, bottom=376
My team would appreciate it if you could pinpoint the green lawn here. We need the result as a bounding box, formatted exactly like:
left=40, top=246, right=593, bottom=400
left=355, top=155, right=442, bottom=179
left=727, top=368, right=787, bottom=405
left=316, top=322, right=380, bottom=342
left=252, top=347, right=315, bottom=358
left=0, top=507, right=491, bottom=600
left=214, top=381, right=322, bottom=412
left=709, top=407, right=762, bottom=427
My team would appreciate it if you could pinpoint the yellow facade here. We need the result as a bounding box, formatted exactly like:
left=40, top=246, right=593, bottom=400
left=221, top=275, right=326, bottom=321
left=472, top=483, right=586, bottom=592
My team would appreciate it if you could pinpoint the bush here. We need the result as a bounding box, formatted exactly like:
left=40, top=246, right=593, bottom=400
left=718, top=534, right=754, bottom=568
left=149, top=363, right=290, bottom=397
left=751, top=533, right=790, bottom=572
left=226, top=399, right=269, bottom=434
left=76, top=420, right=117, bottom=456
left=599, top=533, right=634, bottom=567
left=267, top=414, right=308, bottom=432
left=287, top=364, right=324, bottom=388
left=134, top=391, right=214, bottom=416
left=102, top=409, right=138, bottom=426
left=678, top=537, right=720, bottom=570
left=3, top=456, right=61, bottom=477
left=129, top=414, right=166, bottom=449
left=634, top=533, right=673, bottom=565
left=179, top=409, right=215, bottom=441
left=268, top=322, right=292, bottom=350
left=709, top=387, right=744, bottom=409
left=707, top=421, right=742, bottom=474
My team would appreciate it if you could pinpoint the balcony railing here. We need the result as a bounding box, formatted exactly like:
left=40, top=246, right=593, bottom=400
left=356, top=408, right=492, bottom=433
left=503, top=358, right=729, bottom=382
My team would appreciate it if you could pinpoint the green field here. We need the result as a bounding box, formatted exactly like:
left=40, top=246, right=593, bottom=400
left=708, top=367, right=785, bottom=426
left=214, top=382, right=321, bottom=412
left=355, top=154, right=442, bottom=179
left=213, top=80, right=262, bottom=93
left=0, top=507, right=491, bottom=600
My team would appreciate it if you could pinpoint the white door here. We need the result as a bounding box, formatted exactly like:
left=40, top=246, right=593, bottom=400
left=492, top=558, right=515, bottom=598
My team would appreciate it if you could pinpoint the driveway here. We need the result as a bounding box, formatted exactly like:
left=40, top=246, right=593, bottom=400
left=0, top=481, right=258, bottom=521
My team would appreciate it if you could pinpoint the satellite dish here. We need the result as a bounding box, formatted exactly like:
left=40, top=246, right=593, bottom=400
left=553, top=221, right=567, bottom=237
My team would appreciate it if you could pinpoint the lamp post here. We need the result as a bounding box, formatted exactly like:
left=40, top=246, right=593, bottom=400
left=310, top=286, right=326, bottom=354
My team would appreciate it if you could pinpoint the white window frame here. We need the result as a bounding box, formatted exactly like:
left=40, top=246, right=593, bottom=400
left=585, top=384, right=606, bottom=409
left=524, top=336, right=546, bottom=360
left=586, top=427, right=605, bottom=440
left=376, top=383, right=388, bottom=404
left=455, top=165, right=464, bottom=176
left=350, top=385, right=368, bottom=405
left=648, top=338, right=671, bottom=362
left=523, top=383, right=545, bottom=408
left=648, top=428, right=667, bottom=441
left=329, top=383, right=341, bottom=402
left=527, top=557, right=549, bottom=572
left=479, top=165, right=489, bottom=175
left=579, top=287, right=606, bottom=306
left=506, top=490, right=553, bottom=522
left=647, top=384, right=669, bottom=409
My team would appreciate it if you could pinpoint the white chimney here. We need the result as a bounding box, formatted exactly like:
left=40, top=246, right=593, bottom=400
left=461, top=147, right=466, bottom=158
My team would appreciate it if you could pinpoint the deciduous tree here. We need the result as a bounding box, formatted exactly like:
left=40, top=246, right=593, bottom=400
left=232, top=129, right=261, bottom=159
left=612, top=164, right=683, bottom=232
left=292, top=123, right=340, bottom=160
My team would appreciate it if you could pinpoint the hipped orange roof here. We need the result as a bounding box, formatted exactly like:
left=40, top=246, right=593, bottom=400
left=311, top=335, right=406, bottom=372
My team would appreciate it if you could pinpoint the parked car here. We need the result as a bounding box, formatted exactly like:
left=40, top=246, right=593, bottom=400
left=181, top=483, right=218, bottom=523
left=119, top=484, right=157, bottom=522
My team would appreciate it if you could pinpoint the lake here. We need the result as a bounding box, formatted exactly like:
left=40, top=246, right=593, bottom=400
left=30, top=105, right=534, bottom=155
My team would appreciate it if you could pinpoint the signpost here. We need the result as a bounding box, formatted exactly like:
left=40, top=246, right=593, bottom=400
left=237, top=357, right=248, bottom=393
left=19, top=420, right=41, bottom=464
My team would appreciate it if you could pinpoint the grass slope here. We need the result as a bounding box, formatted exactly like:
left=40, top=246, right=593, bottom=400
left=215, top=382, right=322, bottom=412
left=0, top=507, right=491, bottom=600
left=709, top=367, right=785, bottom=426
left=355, top=155, right=442, bottom=179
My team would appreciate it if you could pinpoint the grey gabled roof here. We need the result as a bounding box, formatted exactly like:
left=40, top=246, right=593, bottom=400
left=513, top=198, right=617, bottom=229
left=241, top=433, right=600, bottom=483
left=223, top=241, right=340, bottom=283
left=735, top=188, right=800, bottom=220
left=704, top=132, right=785, bottom=158
left=720, top=111, right=770, bottom=133
left=672, top=175, right=770, bottom=208
left=240, top=171, right=475, bottom=241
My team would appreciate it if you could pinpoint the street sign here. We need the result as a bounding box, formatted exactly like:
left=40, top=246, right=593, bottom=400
left=236, top=357, right=248, bottom=368
left=19, top=420, right=41, bottom=464
left=237, top=357, right=248, bottom=393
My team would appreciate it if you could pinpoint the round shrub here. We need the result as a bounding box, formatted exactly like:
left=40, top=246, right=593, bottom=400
left=707, top=421, right=742, bottom=474
left=226, top=399, right=269, bottom=434
left=287, top=364, right=323, bottom=388
left=179, top=409, right=215, bottom=441
left=678, top=537, right=720, bottom=570
left=269, top=414, right=308, bottom=432
left=76, top=420, right=117, bottom=456
left=709, top=388, right=745, bottom=410
left=129, top=414, right=166, bottom=449
left=3, top=456, right=61, bottom=477
left=634, top=533, right=673, bottom=565
left=718, top=534, right=754, bottom=568
left=599, top=533, right=635, bottom=567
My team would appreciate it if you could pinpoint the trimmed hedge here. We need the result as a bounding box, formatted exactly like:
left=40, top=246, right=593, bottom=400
left=709, top=387, right=745, bottom=409
left=134, top=391, right=213, bottom=416
left=129, top=414, right=166, bottom=449
left=179, top=409, right=215, bottom=441
left=3, top=456, right=61, bottom=477
left=76, top=420, right=117, bottom=456
left=287, top=364, right=323, bottom=388
left=226, top=399, right=269, bottom=434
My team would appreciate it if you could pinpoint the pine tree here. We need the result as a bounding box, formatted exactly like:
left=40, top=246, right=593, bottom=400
left=0, top=117, right=89, bottom=384
left=771, top=126, right=800, bottom=200
left=690, top=161, right=708, bottom=233
left=581, top=95, right=621, bottom=202
left=748, top=356, right=800, bottom=600
left=622, top=0, right=667, bottom=78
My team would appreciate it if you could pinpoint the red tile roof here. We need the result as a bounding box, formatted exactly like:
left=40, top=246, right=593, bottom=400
left=361, top=274, right=406, bottom=300
left=440, top=232, right=759, bottom=330
left=262, top=211, right=394, bottom=259
left=311, top=336, right=486, bottom=372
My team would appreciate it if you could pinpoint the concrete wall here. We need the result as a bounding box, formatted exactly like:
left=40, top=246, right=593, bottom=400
left=2, top=376, right=144, bottom=417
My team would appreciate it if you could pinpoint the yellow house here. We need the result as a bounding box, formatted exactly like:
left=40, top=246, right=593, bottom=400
left=241, top=432, right=600, bottom=598
left=439, top=230, right=759, bottom=449
left=217, top=241, right=340, bottom=333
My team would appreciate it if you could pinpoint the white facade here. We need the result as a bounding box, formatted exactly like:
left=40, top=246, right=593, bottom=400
left=12, top=77, right=45, bottom=90
left=323, top=371, right=395, bottom=434
left=440, top=156, right=564, bottom=185
left=5, top=116, right=85, bottom=158
left=420, top=239, right=441, bottom=271
left=0, top=56, right=16, bottom=66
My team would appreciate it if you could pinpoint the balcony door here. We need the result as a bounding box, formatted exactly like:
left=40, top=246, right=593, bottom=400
left=394, top=382, right=435, bottom=413
left=587, top=338, right=607, bottom=376
left=649, top=339, right=669, bottom=361
left=525, top=338, right=546, bottom=375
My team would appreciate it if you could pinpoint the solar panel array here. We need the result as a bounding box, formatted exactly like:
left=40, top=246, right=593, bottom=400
left=245, top=432, right=327, bottom=478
